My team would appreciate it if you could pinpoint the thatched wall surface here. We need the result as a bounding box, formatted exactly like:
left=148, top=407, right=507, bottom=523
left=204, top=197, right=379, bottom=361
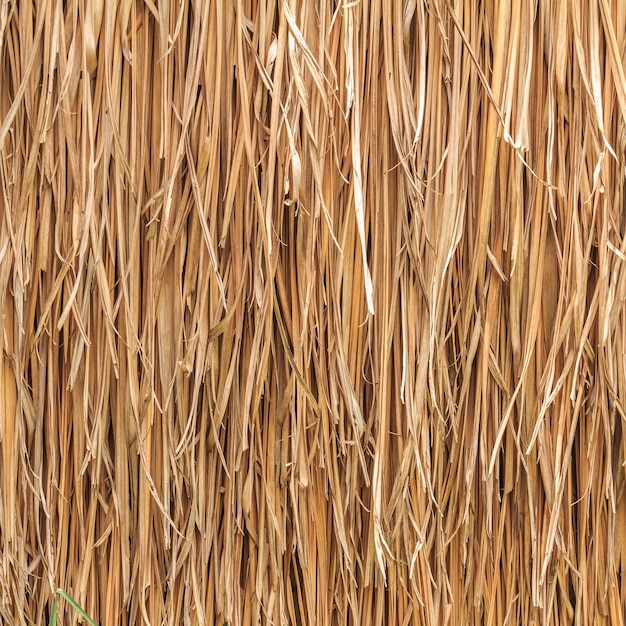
left=1, top=1, right=626, bottom=624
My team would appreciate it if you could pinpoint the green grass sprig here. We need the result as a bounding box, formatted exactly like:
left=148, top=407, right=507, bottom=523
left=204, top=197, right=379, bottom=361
left=49, top=589, right=97, bottom=626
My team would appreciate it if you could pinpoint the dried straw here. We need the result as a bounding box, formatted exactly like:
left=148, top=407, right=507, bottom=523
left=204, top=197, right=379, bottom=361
left=1, top=1, right=626, bottom=624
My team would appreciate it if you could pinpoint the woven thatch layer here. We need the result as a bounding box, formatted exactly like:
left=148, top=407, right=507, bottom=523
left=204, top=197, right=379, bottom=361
left=1, top=1, right=626, bottom=624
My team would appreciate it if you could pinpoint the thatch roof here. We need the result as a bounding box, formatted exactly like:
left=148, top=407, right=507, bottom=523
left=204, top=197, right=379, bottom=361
left=1, top=1, right=626, bottom=624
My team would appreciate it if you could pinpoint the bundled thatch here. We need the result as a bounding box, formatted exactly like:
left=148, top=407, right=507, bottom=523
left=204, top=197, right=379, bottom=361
left=1, top=1, right=626, bottom=624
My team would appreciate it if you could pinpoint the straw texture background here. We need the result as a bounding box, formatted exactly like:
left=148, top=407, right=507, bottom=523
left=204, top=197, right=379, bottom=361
left=1, top=1, right=626, bottom=624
